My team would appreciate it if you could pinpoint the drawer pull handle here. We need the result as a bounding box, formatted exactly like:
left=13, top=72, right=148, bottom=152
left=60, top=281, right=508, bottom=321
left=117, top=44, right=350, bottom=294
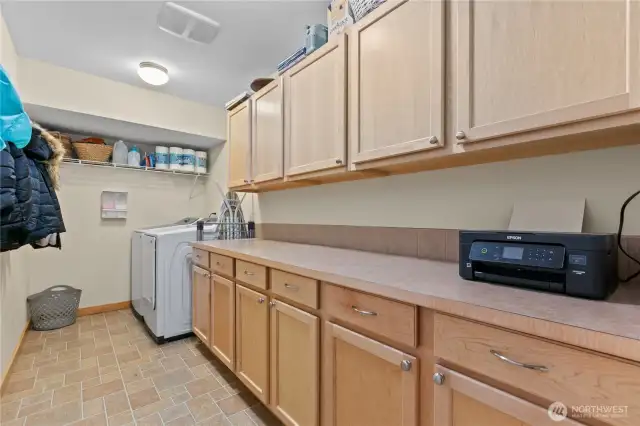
left=216, top=261, right=221, bottom=266
left=269, top=301, right=276, bottom=307
left=244, top=270, right=255, bottom=276
left=257, top=297, right=265, bottom=304
left=490, top=350, right=549, bottom=372
left=284, top=283, right=298, bottom=291
left=352, top=306, right=377, bottom=316
left=195, top=254, right=200, bottom=259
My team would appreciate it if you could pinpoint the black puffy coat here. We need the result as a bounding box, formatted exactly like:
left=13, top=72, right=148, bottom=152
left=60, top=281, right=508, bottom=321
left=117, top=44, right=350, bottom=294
left=0, top=142, right=33, bottom=251
left=22, top=130, right=66, bottom=243
left=0, top=129, right=65, bottom=251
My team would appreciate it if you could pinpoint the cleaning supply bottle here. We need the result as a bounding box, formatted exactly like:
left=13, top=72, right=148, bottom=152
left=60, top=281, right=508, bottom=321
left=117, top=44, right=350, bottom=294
left=112, top=140, right=128, bottom=164
left=128, top=146, right=141, bottom=167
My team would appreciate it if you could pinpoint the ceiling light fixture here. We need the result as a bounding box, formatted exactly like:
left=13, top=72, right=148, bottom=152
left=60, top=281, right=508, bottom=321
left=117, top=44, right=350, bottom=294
left=138, top=62, right=169, bottom=86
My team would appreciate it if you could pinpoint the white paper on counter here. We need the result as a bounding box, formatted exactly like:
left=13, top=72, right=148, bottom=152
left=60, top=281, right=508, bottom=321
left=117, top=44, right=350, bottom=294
left=508, top=198, right=586, bottom=233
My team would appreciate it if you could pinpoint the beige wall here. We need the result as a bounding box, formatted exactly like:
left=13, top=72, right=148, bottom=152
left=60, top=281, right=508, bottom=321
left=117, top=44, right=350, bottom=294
left=27, top=164, right=213, bottom=308
left=18, top=58, right=226, bottom=140
left=256, top=145, right=640, bottom=235
left=0, top=8, right=29, bottom=380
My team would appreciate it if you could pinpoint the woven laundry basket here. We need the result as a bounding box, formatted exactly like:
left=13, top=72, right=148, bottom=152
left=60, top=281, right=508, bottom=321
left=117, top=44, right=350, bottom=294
left=27, top=286, right=82, bottom=331
left=73, top=142, right=113, bottom=162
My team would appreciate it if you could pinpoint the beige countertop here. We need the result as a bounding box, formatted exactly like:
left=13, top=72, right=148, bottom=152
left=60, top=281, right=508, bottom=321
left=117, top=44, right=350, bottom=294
left=192, top=239, right=640, bottom=361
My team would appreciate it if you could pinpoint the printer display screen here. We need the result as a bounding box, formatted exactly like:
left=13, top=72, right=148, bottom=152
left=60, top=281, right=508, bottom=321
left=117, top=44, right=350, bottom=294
left=502, top=246, right=524, bottom=260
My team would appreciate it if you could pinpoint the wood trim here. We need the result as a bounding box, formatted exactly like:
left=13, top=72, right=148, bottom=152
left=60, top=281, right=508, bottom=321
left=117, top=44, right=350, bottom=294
left=434, top=365, right=584, bottom=426
left=0, top=321, right=30, bottom=395
left=77, top=301, right=131, bottom=317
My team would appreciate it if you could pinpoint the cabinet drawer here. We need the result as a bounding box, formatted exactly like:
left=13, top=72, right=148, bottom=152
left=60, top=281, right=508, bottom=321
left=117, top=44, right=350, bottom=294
left=192, top=249, right=209, bottom=268
left=323, top=284, right=417, bottom=347
left=271, top=270, right=318, bottom=309
left=235, top=260, right=268, bottom=289
left=434, top=314, right=640, bottom=426
left=211, top=254, right=234, bottom=278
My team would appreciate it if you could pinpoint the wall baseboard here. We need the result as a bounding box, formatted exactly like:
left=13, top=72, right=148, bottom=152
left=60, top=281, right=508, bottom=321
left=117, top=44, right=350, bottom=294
left=0, top=321, right=30, bottom=395
left=77, top=301, right=131, bottom=317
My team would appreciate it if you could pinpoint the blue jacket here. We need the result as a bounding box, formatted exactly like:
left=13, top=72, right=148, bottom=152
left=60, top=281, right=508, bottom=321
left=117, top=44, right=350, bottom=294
left=0, top=142, right=33, bottom=251
left=23, top=129, right=66, bottom=243
left=0, top=129, right=65, bottom=251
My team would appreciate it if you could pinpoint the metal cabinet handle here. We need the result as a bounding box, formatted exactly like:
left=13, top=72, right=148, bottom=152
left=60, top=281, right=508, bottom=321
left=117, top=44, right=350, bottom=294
left=352, top=306, right=377, bottom=316
left=433, top=373, right=445, bottom=385
left=244, top=270, right=255, bottom=276
left=257, top=297, right=265, bottom=304
left=490, top=350, right=549, bottom=372
left=216, top=261, right=221, bottom=266
left=269, top=301, right=276, bottom=307
left=400, top=360, right=412, bottom=371
left=284, top=283, right=298, bottom=291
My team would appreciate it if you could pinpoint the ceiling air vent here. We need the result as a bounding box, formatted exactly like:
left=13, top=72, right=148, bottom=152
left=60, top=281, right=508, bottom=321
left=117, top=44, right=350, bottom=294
left=157, top=2, right=220, bottom=45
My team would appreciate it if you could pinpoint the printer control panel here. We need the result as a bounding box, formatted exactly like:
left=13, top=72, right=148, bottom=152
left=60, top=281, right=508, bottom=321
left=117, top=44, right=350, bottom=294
left=469, top=241, right=565, bottom=269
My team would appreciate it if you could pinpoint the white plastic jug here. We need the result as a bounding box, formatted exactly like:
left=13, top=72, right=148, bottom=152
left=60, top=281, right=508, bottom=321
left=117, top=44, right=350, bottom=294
left=112, top=140, right=128, bottom=164
left=128, top=146, right=141, bottom=167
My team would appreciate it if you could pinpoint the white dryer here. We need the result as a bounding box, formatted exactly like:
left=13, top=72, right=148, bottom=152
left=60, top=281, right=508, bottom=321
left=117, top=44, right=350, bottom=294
left=131, top=223, right=215, bottom=343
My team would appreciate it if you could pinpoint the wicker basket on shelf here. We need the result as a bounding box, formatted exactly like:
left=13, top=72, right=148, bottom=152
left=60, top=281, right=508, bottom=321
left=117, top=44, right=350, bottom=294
left=73, top=142, right=113, bottom=162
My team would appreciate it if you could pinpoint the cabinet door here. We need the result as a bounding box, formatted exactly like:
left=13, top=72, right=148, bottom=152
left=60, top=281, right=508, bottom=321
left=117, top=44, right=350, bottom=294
left=270, top=300, right=319, bottom=426
left=236, top=284, right=269, bottom=402
left=192, top=266, right=211, bottom=346
left=349, top=0, right=444, bottom=166
left=252, top=78, right=284, bottom=184
left=454, top=0, right=640, bottom=145
left=324, top=322, right=418, bottom=426
left=228, top=101, right=252, bottom=188
left=433, top=365, right=585, bottom=426
left=284, top=34, right=347, bottom=177
left=211, top=274, right=235, bottom=370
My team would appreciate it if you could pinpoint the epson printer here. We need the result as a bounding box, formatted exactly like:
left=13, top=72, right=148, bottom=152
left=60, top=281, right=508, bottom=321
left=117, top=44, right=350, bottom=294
left=459, top=231, right=618, bottom=299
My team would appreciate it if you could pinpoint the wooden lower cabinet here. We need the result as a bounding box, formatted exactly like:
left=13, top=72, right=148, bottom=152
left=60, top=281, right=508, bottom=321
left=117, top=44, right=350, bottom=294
left=211, top=274, right=235, bottom=370
left=433, top=365, right=584, bottom=426
left=270, top=300, right=319, bottom=426
left=324, top=322, right=418, bottom=426
left=192, top=266, right=211, bottom=346
left=236, top=284, right=270, bottom=403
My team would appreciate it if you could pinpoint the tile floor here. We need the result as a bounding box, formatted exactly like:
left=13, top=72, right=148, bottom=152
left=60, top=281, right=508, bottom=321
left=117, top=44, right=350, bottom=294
left=0, top=310, right=282, bottom=426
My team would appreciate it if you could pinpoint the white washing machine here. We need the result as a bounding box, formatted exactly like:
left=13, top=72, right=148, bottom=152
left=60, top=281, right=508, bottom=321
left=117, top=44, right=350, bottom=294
left=131, top=217, right=200, bottom=319
left=131, top=223, right=216, bottom=343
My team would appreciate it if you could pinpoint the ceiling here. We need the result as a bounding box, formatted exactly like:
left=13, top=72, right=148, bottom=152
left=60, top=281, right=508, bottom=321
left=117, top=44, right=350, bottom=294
left=3, top=1, right=326, bottom=107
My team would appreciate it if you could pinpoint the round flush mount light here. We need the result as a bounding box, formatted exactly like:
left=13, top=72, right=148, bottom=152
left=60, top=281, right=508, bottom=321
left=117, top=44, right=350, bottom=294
left=138, top=61, right=169, bottom=86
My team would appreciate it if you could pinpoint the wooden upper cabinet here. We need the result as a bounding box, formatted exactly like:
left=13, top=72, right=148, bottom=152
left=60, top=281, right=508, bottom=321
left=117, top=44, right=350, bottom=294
left=252, top=79, right=284, bottom=184
left=211, top=274, right=235, bottom=370
left=228, top=101, right=252, bottom=189
left=454, top=0, right=640, bottom=145
left=284, top=34, right=347, bottom=178
left=349, top=0, right=445, bottom=168
left=192, top=266, right=211, bottom=347
left=236, top=284, right=270, bottom=403
left=433, top=365, right=585, bottom=426
left=270, top=300, right=319, bottom=426
left=324, top=322, right=418, bottom=426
